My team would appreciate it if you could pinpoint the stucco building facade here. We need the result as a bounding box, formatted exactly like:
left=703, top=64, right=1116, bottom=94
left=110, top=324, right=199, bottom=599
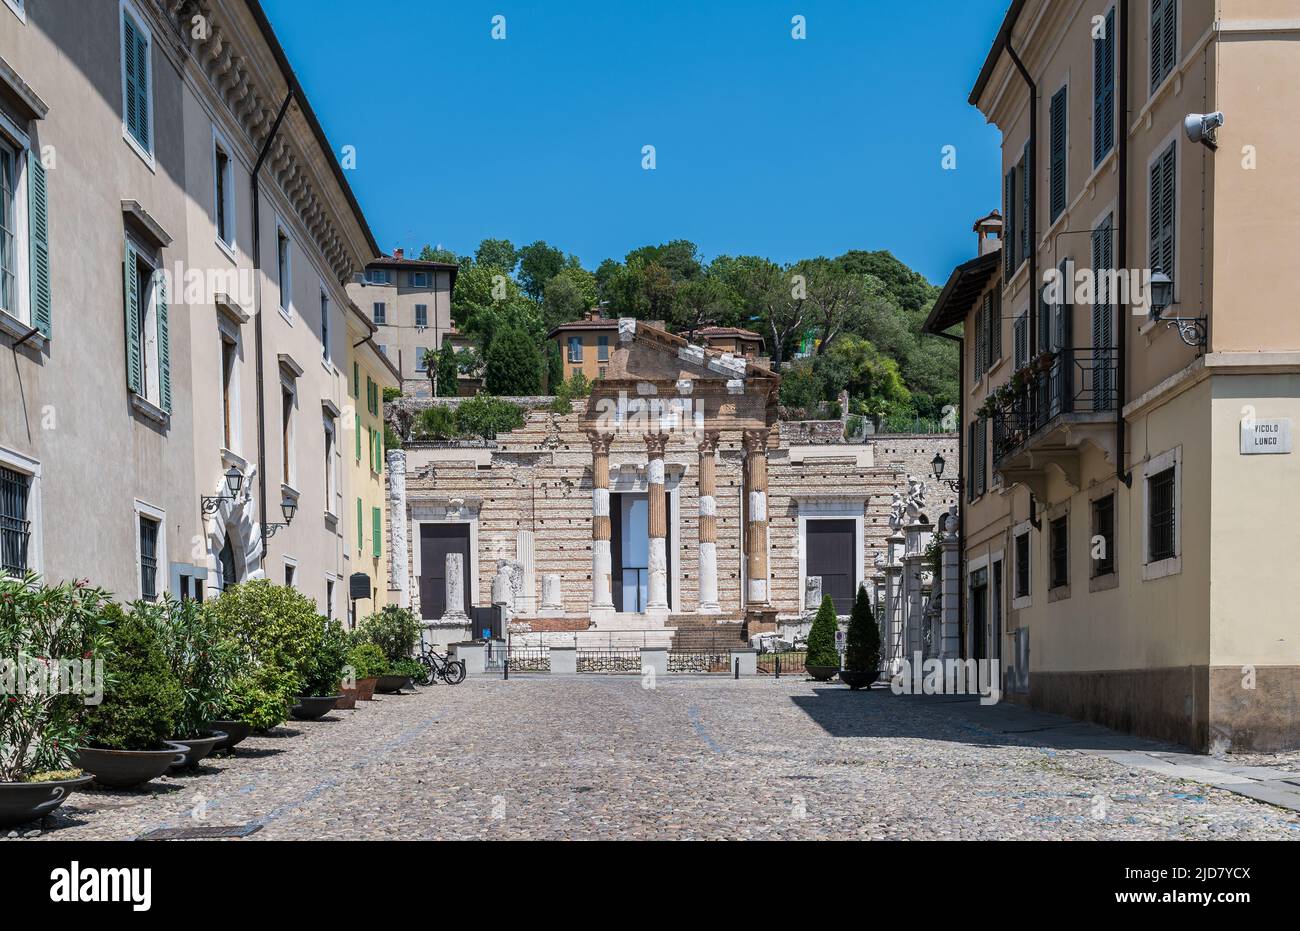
left=928, top=0, right=1300, bottom=751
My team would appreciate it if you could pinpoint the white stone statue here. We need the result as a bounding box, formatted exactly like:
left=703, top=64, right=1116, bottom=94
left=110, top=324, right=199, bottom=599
left=491, top=560, right=514, bottom=607
left=804, top=575, right=822, bottom=610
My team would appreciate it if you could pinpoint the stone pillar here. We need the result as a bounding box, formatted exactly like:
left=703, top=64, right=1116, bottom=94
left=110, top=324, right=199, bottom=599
left=515, top=530, right=536, bottom=614
left=645, top=432, right=670, bottom=611
left=443, top=552, right=469, bottom=623
left=884, top=529, right=905, bottom=674
left=742, top=429, right=770, bottom=606
left=386, top=449, right=409, bottom=608
left=696, top=431, right=721, bottom=613
left=940, top=507, right=961, bottom=660
left=588, top=431, right=615, bottom=612
left=540, top=573, right=563, bottom=615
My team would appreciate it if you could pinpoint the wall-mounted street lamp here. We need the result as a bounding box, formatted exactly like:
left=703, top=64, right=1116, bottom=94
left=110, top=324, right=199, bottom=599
left=200, top=467, right=244, bottom=516
left=1149, top=270, right=1207, bottom=348
left=262, top=495, right=298, bottom=542
left=931, top=453, right=961, bottom=494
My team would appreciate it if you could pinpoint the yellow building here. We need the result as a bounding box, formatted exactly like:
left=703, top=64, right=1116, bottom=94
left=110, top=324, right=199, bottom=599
left=926, top=0, right=1300, bottom=752
left=345, top=301, right=400, bottom=623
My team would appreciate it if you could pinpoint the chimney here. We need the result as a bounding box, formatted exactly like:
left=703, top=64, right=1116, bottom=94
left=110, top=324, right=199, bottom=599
left=393, top=247, right=404, bottom=260
left=974, top=211, right=1003, bottom=257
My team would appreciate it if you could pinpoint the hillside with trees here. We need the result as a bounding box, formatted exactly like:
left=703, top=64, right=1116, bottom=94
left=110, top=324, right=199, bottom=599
left=415, top=239, right=956, bottom=429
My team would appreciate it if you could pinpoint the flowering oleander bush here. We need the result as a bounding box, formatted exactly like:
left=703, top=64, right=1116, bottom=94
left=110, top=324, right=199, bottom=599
left=0, top=574, right=112, bottom=781
left=136, top=596, right=238, bottom=740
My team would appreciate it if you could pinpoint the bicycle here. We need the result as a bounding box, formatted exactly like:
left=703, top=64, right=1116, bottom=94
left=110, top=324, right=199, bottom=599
left=416, top=641, right=466, bottom=685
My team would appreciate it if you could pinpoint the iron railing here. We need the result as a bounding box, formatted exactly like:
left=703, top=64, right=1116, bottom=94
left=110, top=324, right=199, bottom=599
left=991, top=347, right=1117, bottom=463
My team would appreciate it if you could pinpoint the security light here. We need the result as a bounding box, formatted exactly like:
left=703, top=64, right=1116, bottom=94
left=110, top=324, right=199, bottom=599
left=1184, top=111, right=1224, bottom=150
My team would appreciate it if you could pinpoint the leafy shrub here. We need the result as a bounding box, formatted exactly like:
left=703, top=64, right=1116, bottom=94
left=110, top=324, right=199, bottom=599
left=355, top=606, right=420, bottom=664
left=550, top=372, right=591, bottom=413
left=485, top=326, right=543, bottom=395
left=805, top=595, right=840, bottom=668
left=382, top=386, right=402, bottom=402
left=456, top=396, right=525, bottom=439
left=137, top=596, right=236, bottom=739
left=205, top=580, right=326, bottom=725
left=844, top=585, right=880, bottom=674
left=346, top=643, right=387, bottom=680
left=384, top=424, right=403, bottom=450
left=0, top=574, right=113, bottom=781
left=301, top=620, right=349, bottom=697
left=83, top=606, right=184, bottom=751
left=221, top=670, right=293, bottom=733
left=386, top=658, right=426, bottom=680
left=414, top=405, right=458, bottom=441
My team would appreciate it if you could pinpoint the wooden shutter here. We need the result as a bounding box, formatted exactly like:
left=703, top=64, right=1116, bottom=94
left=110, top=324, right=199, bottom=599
left=372, top=507, right=381, bottom=558
left=968, top=421, right=978, bottom=501
left=974, top=302, right=987, bottom=374
left=355, top=412, right=361, bottom=460
left=1092, top=217, right=1115, bottom=409
left=123, top=241, right=142, bottom=396
left=989, top=290, right=1002, bottom=363
left=156, top=268, right=171, bottom=412
left=1021, top=140, right=1031, bottom=263
left=28, top=156, right=51, bottom=338
left=123, top=13, right=140, bottom=143
left=1049, top=87, right=1067, bottom=222
left=1151, top=0, right=1177, bottom=92
left=977, top=420, right=987, bottom=495
left=1004, top=169, right=1016, bottom=276
left=1149, top=143, right=1176, bottom=282
left=1094, top=7, right=1115, bottom=165
left=356, top=497, right=363, bottom=550
left=1055, top=259, right=1073, bottom=352
left=1014, top=313, right=1028, bottom=369
left=123, top=12, right=150, bottom=150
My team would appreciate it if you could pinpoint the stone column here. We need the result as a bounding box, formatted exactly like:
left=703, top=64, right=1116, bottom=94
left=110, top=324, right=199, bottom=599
left=742, top=429, right=771, bottom=606
left=386, top=449, right=409, bottom=608
left=696, top=431, right=721, bottom=613
left=443, top=552, right=469, bottom=623
left=940, top=507, right=961, bottom=660
left=587, top=431, right=615, bottom=613
left=884, top=528, right=905, bottom=674
left=645, top=432, right=670, bottom=611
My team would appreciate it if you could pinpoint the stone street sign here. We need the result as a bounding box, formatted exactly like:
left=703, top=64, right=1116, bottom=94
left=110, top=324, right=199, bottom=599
left=1240, top=418, right=1292, bottom=455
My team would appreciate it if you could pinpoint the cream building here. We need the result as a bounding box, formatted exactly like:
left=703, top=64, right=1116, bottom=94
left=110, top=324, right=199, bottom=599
left=345, top=299, right=400, bottom=620
left=0, top=0, right=378, bottom=616
left=926, top=0, right=1300, bottom=751
left=346, top=249, right=457, bottom=394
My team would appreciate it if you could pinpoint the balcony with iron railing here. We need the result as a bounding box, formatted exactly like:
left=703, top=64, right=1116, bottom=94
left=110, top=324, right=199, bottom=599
left=988, top=347, right=1118, bottom=498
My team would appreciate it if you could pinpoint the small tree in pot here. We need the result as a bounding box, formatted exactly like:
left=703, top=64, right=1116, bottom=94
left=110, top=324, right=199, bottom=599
left=291, top=618, right=349, bottom=719
left=804, top=595, right=841, bottom=681
left=839, top=585, right=881, bottom=690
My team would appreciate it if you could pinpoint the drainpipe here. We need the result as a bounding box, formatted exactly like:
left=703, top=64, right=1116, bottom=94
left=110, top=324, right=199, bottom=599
left=1007, top=40, right=1045, bottom=527
left=252, top=92, right=295, bottom=567
left=1116, top=0, right=1132, bottom=486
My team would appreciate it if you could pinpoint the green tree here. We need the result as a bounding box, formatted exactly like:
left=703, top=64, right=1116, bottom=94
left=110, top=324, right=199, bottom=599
left=418, top=244, right=465, bottom=266
left=806, top=595, right=840, bottom=668
left=436, top=341, right=458, bottom=397
left=485, top=326, right=544, bottom=395
left=475, top=238, right=518, bottom=274
left=625, top=240, right=703, bottom=283
left=817, top=334, right=911, bottom=417
left=546, top=341, right=563, bottom=393
left=843, top=585, right=880, bottom=675
left=670, top=276, right=741, bottom=336
left=517, top=241, right=568, bottom=301
left=720, top=257, right=806, bottom=371
left=542, top=273, right=590, bottom=331
left=84, top=607, right=184, bottom=751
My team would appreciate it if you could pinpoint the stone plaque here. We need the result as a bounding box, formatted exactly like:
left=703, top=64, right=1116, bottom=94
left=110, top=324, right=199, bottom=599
left=1240, top=418, right=1292, bottom=455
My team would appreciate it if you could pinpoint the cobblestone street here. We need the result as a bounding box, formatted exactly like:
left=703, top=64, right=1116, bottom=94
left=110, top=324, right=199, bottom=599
left=26, top=677, right=1300, bottom=841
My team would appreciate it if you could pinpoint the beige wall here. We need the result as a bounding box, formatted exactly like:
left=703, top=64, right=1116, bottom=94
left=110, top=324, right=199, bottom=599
left=552, top=328, right=617, bottom=383
left=344, top=314, right=395, bottom=619
left=346, top=268, right=454, bottom=387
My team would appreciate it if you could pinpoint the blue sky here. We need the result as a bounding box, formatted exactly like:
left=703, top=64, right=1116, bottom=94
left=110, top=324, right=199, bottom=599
left=261, top=0, right=1008, bottom=284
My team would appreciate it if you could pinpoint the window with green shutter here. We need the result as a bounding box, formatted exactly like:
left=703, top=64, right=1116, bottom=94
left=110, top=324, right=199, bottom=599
left=352, top=361, right=359, bottom=399
left=123, top=240, right=142, bottom=396
left=122, top=8, right=152, bottom=154
left=28, top=157, right=51, bottom=338
left=1049, top=86, right=1068, bottom=223
left=1093, top=6, right=1116, bottom=166
left=355, top=412, right=361, bottom=460
left=1149, top=142, right=1176, bottom=293
left=372, top=507, right=381, bottom=558
left=357, top=497, right=363, bottom=551
left=1150, top=0, right=1178, bottom=94
left=1003, top=168, right=1017, bottom=276
left=1020, top=140, right=1031, bottom=265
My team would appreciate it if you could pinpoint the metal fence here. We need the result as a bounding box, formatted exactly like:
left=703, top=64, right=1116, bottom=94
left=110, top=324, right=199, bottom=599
left=576, top=649, right=643, bottom=674
left=756, top=651, right=809, bottom=677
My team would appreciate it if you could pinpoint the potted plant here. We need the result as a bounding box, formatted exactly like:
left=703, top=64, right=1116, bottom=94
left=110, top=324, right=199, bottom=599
left=211, top=671, right=288, bottom=750
left=839, top=585, right=881, bottom=690
left=0, top=575, right=106, bottom=827
left=77, top=607, right=188, bottom=788
left=205, top=580, right=324, bottom=733
left=355, top=607, right=421, bottom=694
left=377, top=658, right=424, bottom=694
left=344, top=643, right=386, bottom=702
left=137, top=597, right=231, bottom=770
left=291, top=618, right=348, bottom=720
left=804, top=595, right=841, bottom=681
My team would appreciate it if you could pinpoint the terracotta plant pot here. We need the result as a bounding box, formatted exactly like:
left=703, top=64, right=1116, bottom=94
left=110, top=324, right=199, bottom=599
left=76, top=743, right=188, bottom=789
left=356, top=678, right=378, bottom=701
left=838, top=669, right=879, bottom=690
left=168, top=731, right=227, bottom=770
left=335, top=688, right=358, bottom=710
left=374, top=675, right=411, bottom=694
left=805, top=664, right=840, bottom=682
left=208, top=721, right=252, bottom=751
left=290, top=695, right=341, bottom=720
left=0, top=775, right=93, bottom=828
